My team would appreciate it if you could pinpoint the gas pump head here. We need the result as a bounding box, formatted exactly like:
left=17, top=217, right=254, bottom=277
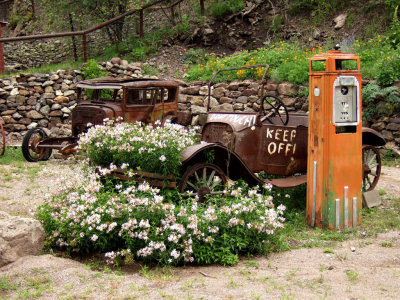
left=307, top=49, right=362, bottom=229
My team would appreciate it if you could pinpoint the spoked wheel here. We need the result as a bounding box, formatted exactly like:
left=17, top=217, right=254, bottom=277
left=22, top=128, right=52, bottom=162
left=362, top=145, right=381, bottom=192
left=262, top=95, right=289, bottom=125
left=179, top=163, right=228, bottom=202
left=0, top=121, right=5, bottom=156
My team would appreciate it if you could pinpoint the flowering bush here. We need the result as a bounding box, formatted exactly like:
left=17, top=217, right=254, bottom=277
left=185, top=42, right=326, bottom=84
left=78, top=119, right=198, bottom=177
left=186, top=35, right=400, bottom=86
left=36, top=168, right=285, bottom=266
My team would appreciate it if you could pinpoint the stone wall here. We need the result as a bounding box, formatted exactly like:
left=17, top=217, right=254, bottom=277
left=3, top=33, right=109, bottom=72
left=0, top=62, right=399, bottom=147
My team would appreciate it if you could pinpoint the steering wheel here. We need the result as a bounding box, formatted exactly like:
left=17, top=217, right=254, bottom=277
left=262, top=95, right=289, bottom=125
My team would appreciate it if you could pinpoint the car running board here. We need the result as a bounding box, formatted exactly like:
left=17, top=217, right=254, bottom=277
left=266, top=174, right=307, bottom=188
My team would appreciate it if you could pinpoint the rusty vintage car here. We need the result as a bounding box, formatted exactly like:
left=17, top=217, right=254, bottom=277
left=22, top=77, right=181, bottom=161
left=177, top=66, right=385, bottom=199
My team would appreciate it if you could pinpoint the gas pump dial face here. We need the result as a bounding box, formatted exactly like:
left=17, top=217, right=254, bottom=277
left=341, top=86, right=349, bottom=95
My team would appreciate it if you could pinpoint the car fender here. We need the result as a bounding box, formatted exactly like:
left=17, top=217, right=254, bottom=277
left=362, top=127, right=386, bottom=147
left=181, top=142, right=263, bottom=186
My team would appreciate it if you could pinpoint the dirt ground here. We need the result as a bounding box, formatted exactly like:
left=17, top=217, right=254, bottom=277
left=1, top=157, right=399, bottom=299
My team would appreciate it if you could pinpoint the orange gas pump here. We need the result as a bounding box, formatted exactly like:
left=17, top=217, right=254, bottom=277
left=307, top=46, right=362, bottom=229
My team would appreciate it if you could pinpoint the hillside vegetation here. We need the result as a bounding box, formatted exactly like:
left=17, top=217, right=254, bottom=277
left=4, top=0, right=400, bottom=87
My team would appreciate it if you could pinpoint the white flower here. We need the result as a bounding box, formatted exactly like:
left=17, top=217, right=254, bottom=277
left=91, top=234, right=98, bottom=242
left=170, top=249, right=180, bottom=259
left=159, top=155, right=166, bottom=162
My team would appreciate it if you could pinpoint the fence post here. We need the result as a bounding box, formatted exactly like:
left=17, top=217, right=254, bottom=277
left=139, top=9, right=144, bottom=38
left=0, top=22, right=5, bottom=75
left=68, top=13, right=78, bottom=62
left=200, top=0, right=205, bottom=15
left=82, top=34, right=87, bottom=63
left=170, top=4, right=176, bottom=25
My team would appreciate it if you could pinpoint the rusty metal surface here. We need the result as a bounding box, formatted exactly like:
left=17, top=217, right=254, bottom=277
left=181, top=142, right=263, bottom=187
left=205, top=112, right=258, bottom=132
left=201, top=112, right=309, bottom=176
left=266, top=174, right=307, bottom=188
left=0, top=120, right=5, bottom=156
left=36, top=137, right=78, bottom=149
left=178, top=163, right=228, bottom=202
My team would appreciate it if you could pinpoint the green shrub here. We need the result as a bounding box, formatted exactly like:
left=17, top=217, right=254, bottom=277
left=78, top=119, right=199, bottom=177
left=271, top=59, right=309, bottom=85
left=186, top=41, right=323, bottom=84
left=181, top=48, right=209, bottom=65
left=352, top=36, right=400, bottom=85
left=362, top=83, right=400, bottom=121
left=270, top=15, right=283, bottom=32
left=141, top=64, right=159, bottom=76
left=175, top=14, right=191, bottom=35
left=386, top=6, right=400, bottom=49
left=210, top=0, right=244, bottom=20
left=36, top=168, right=286, bottom=266
left=81, top=59, right=108, bottom=79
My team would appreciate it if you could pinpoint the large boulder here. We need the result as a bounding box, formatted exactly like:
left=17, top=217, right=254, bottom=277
left=0, top=211, right=45, bottom=267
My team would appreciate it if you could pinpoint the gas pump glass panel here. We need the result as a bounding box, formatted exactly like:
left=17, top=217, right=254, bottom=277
left=335, top=59, right=358, bottom=71
left=311, top=60, right=327, bottom=71
left=333, top=76, right=360, bottom=127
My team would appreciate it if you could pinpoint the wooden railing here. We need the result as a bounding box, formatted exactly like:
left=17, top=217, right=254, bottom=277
left=0, top=0, right=206, bottom=74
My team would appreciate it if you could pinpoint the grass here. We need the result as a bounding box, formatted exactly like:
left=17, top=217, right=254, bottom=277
left=322, top=248, right=334, bottom=254
left=382, top=149, right=400, bottom=167
left=345, top=269, right=359, bottom=281
left=0, top=275, right=20, bottom=292
left=380, top=241, right=393, bottom=247
left=270, top=189, right=400, bottom=253
left=243, top=260, right=259, bottom=268
left=0, top=147, right=25, bottom=165
left=1, top=60, right=84, bottom=78
left=0, top=147, right=44, bottom=182
left=361, top=196, right=400, bottom=236
left=0, top=270, right=52, bottom=299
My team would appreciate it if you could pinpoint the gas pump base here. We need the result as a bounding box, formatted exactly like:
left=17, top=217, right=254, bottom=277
left=307, top=49, right=363, bottom=229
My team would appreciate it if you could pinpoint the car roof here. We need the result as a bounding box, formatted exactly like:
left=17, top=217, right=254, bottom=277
left=76, top=77, right=180, bottom=89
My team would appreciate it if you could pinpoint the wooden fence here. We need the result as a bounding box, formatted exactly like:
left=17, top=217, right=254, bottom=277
left=0, top=0, right=206, bottom=74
